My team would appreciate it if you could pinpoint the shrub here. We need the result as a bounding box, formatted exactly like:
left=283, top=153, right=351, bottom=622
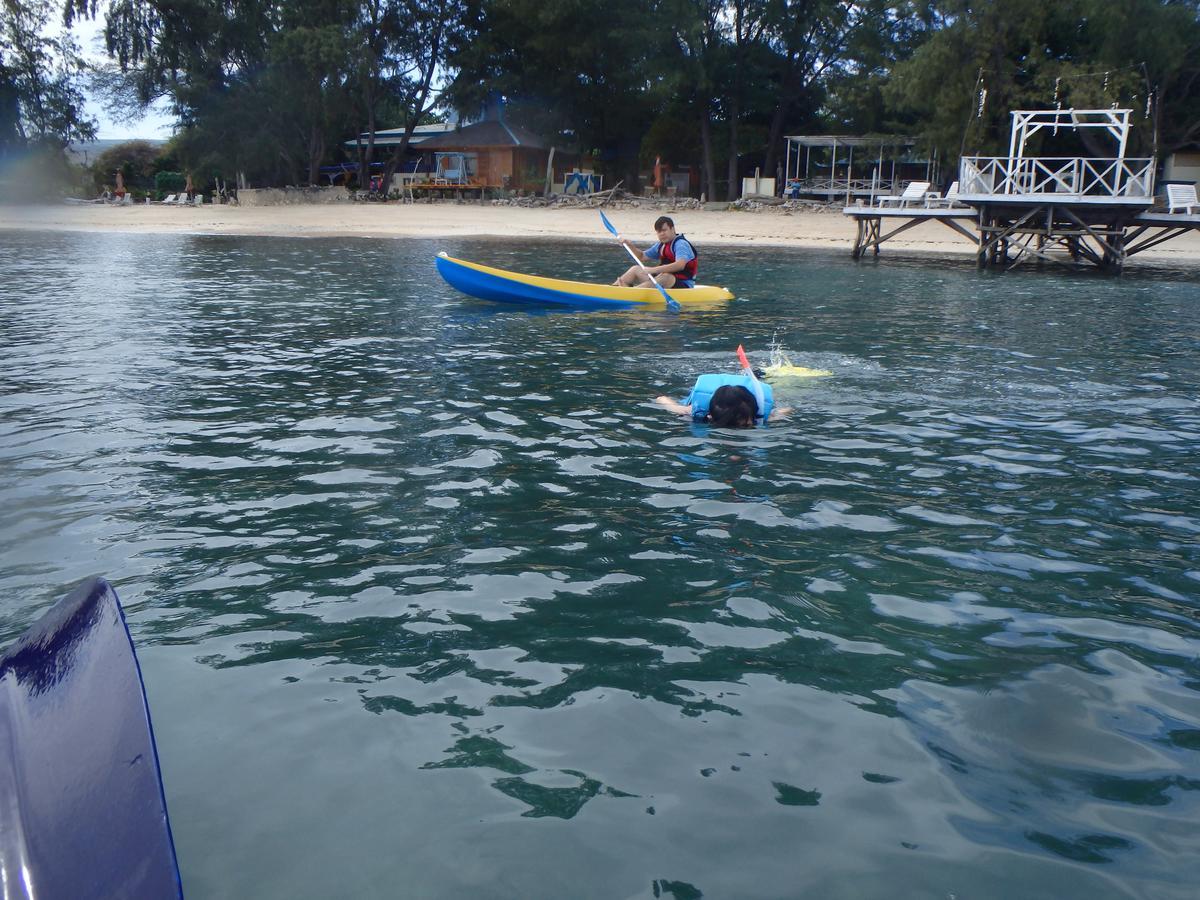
left=155, top=171, right=187, bottom=197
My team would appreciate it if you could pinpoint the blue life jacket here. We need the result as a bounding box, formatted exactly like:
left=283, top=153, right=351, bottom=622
left=684, top=374, right=775, bottom=422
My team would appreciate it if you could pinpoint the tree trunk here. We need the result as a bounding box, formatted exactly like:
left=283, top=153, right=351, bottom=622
left=701, top=106, right=717, bottom=201
left=762, top=34, right=807, bottom=176
left=726, top=1, right=745, bottom=201
left=726, top=96, right=740, bottom=201
left=379, top=22, right=443, bottom=195
left=763, top=104, right=786, bottom=179
left=307, top=127, right=323, bottom=186
left=358, top=96, right=375, bottom=193
left=763, top=67, right=801, bottom=176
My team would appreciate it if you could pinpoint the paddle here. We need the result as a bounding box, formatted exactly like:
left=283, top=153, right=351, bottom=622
left=599, top=210, right=681, bottom=312
left=737, top=344, right=767, bottom=420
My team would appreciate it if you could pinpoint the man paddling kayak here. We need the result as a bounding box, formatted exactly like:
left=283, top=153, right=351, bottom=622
left=612, top=216, right=697, bottom=289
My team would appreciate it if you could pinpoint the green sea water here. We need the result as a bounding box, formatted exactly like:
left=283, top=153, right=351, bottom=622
left=1, top=230, right=1199, bottom=899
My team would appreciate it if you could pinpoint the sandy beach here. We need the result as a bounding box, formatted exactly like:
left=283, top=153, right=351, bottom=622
left=4, top=201, right=1200, bottom=263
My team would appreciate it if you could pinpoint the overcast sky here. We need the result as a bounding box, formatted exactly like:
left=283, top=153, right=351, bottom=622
left=74, top=15, right=174, bottom=141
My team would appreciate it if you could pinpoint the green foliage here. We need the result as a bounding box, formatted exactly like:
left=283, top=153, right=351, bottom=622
left=155, top=170, right=186, bottom=195
left=56, top=0, right=1200, bottom=194
left=91, top=139, right=164, bottom=191
left=447, top=0, right=675, bottom=175
left=1, top=0, right=95, bottom=152
left=888, top=0, right=1200, bottom=162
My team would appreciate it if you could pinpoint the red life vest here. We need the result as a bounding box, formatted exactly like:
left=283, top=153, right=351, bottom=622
left=659, top=236, right=698, bottom=281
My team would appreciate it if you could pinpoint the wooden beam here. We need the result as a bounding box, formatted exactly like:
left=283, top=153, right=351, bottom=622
left=1125, top=227, right=1193, bottom=256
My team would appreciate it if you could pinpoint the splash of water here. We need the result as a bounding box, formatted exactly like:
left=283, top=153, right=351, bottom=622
left=765, top=331, right=832, bottom=378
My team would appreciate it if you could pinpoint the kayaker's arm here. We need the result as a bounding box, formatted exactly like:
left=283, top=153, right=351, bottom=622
left=650, top=257, right=687, bottom=276
left=618, top=236, right=649, bottom=265
left=619, top=237, right=687, bottom=276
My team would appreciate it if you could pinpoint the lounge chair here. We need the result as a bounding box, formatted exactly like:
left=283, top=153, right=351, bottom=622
left=926, top=181, right=964, bottom=208
left=877, top=181, right=932, bottom=208
left=1167, top=183, right=1198, bottom=215
left=159, top=194, right=177, bottom=204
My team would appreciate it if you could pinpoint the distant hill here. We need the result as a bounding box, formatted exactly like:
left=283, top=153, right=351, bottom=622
left=66, top=138, right=166, bottom=167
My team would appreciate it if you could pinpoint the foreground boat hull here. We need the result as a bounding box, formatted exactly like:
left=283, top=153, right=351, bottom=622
left=0, top=578, right=182, bottom=898
left=436, top=253, right=735, bottom=308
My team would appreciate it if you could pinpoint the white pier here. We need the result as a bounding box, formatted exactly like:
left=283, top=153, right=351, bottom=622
left=844, top=109, right=1200, bottom=272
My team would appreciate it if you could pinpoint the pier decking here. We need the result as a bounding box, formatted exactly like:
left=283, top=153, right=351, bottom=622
left=845, top=204, right=1200, bottom=271
left=842, top=109, right=1200, bottom=272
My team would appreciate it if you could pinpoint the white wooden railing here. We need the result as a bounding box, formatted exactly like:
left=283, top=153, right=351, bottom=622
left=959, top=157, right=1154, bottom=199
left=787, top=177, right=900, bottom=195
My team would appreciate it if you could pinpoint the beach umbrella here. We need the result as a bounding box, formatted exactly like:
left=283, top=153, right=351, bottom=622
left=184, top=174, right=194, bottom=197
left=114, top=171, right=125, bottom=196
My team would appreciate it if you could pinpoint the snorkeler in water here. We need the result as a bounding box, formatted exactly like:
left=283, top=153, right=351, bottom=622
left=655, top=347, right=792, bottom=428
left=655, top=378, right=790, bottom=427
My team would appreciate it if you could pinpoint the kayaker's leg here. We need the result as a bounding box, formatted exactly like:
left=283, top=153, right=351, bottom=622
left=613, top=265, right=642, bottom=286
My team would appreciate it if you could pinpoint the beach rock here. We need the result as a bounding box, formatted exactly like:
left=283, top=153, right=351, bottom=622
left=238, top=186, right=350, bottom=206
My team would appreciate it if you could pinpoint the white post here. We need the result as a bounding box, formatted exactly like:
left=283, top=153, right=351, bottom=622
left=832, top=138, right=838, bottom=195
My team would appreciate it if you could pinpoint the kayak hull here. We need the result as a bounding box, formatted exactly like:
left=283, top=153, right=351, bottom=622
left=436, top=253, right=734, bottom=308
left=0, top=578, right=182, bottom=898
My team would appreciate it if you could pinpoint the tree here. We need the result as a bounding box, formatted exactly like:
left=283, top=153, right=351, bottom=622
left=375, top=0, right=462, bottom=193
left=267, top=1, right=355, bottom=185
left=90, top=137, right=162, bottom=191
left=1, top=0, right=94, bottom=154
left=887, top=0, right=1200, bottom=163
left=668, top=0, right=724, bottom=199
left=759, top=0, right=917, bottom=176
left=447, top=0, right=674, bottom=189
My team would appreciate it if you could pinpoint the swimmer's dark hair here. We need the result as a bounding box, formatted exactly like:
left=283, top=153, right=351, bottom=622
left=654, top=215, right=675, bottom=230
left=705, top=384, right=758, bottom=428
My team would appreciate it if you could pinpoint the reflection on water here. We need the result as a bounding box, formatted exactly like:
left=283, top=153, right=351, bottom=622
left=1, top=231, right=1199, bottom=898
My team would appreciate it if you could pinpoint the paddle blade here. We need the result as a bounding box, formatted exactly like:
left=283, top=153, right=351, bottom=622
left=599, top=210, right=619, bottom=237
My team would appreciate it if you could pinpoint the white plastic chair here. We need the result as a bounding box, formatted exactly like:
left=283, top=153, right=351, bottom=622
left=927, top=181, right=964, bottom=208
left=877, top=181, right=932, bottom=208
left=1167, top=184, right=1198, bottom=214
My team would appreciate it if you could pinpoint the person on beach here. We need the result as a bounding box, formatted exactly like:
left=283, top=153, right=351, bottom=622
left=655, top=373, right=791, bottom=428
left=612, top=216, right=698, bottom=289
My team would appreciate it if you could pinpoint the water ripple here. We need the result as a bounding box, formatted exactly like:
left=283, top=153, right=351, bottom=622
left=1, top=233, right=1199, bottom=898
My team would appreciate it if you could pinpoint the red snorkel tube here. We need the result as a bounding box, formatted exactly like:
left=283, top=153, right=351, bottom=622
left=737, top=344, right=767, bottom=421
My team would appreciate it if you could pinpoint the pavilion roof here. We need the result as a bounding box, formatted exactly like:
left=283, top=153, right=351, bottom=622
left=784, top=134, right=916, bottom=148
left=416, top=120, right=548, bottom=151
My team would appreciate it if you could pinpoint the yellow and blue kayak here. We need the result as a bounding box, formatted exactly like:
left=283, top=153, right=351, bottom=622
left=436, top=253, right=735, bottom=309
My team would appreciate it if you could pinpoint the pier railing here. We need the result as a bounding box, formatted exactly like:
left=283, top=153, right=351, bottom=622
left=787, top=177, right=899, bottom=196
left=960, top=156, right=1154, bottom=199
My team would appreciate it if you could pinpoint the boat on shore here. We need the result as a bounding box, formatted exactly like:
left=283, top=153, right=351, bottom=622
left=436, top=253, right=735, bottom=309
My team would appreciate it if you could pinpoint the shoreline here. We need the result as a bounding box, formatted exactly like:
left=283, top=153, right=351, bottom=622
left=3, top=202, right=1200, bottom=263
